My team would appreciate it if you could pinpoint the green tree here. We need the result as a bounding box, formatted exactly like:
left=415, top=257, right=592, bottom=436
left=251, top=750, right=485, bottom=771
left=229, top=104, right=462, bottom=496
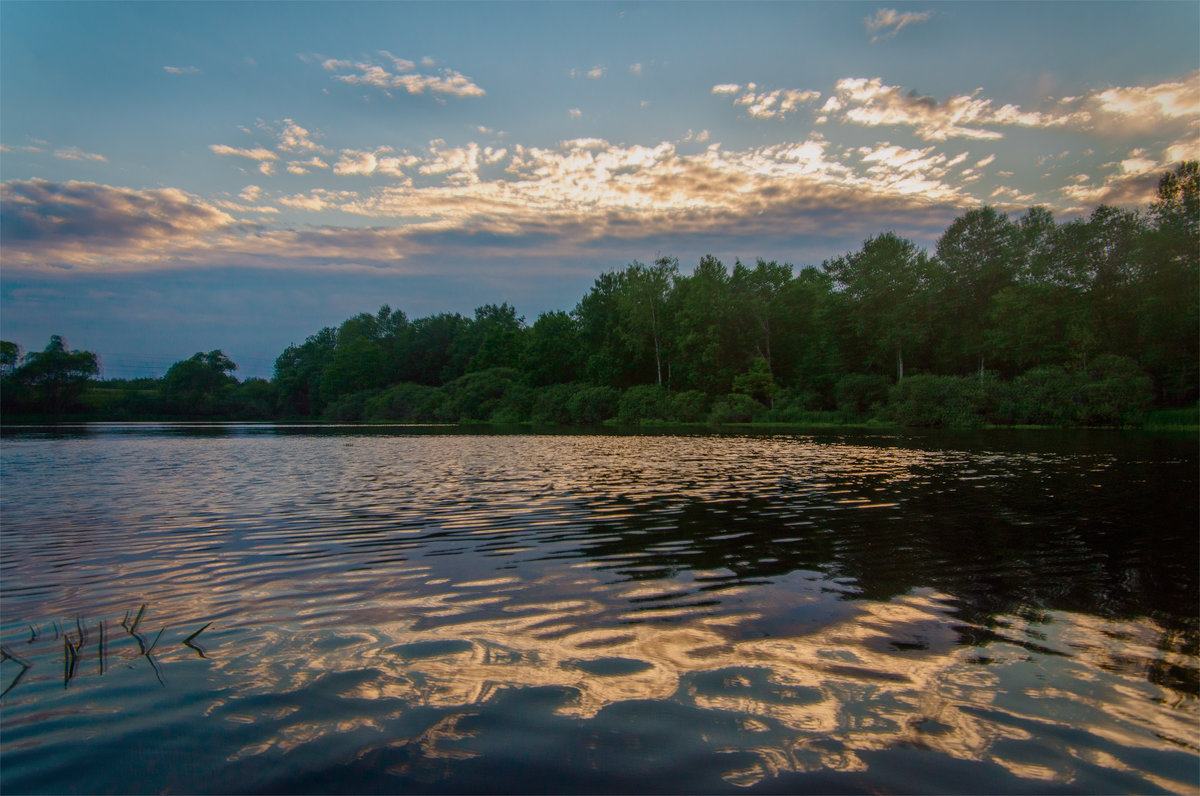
left=617, top=257, right=678, bottom=387
left=932, top=206, right=1019, bottom=376
left=825, top=232, right=929, bottom=382
left=1139, top=161, right=1199, bottom=404
left=523, top=310, right=583, bottom=386
left=730, top=258, right=792, bottom=378
left=0, top=341, right=21, bottom=377
left=161, top=350, right=237, bottom=416
left=732, top=356, right=780, bottom=407
left=274, top=327, right=337, bottom=416
left=467, top=303, right=526, bottom=372
left=574, top=270, right=635, bottom=387
left=671, top=255, right=737, bottom=393
left=774, top=266, right=840, bottom=403
left=11, top=336, right=99, bottom=414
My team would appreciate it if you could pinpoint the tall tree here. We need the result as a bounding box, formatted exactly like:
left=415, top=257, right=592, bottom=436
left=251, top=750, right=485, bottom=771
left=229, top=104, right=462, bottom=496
left=11, top=336, right=99, bottom=414
left=617, top=257, right=678, bottom=386
left=672, top=255, right=736, bottom=393
left=467, top=303, right=526, bottom=372
left=161, top=350, right=238, bottom=416
left=730, top=258, right=792, bottom=377
left=825, top=233, right=928, bottom=381
left=523, top=310, right=583, bottom=386
left=274, top=327, right=337, bottom=416
left=932, top=207, right=1019, bottom=376
left=1139, top=161, right=1200, bottom=403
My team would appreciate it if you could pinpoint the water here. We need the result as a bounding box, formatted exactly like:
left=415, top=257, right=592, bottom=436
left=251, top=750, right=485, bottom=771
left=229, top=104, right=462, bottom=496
left=1, top=424, right=1196, bottom=794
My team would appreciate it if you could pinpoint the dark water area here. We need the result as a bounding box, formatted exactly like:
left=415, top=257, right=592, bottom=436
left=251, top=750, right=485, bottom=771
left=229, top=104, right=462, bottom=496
left=1, top=423, right=1196, bottom=794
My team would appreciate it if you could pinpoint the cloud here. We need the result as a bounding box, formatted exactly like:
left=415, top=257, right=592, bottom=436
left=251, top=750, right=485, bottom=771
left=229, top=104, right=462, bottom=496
left=1058, top=147, right=1173, bottom=209
left=277, top=188, right=360, bottom=212
left=820, top=77, right=1087, bottom=140
left=1164, top=133, right=1200, bottom=164
left=418, top=142, right=507, bottom=185
left=332, top=148, right=419, bottom=178
left=1, top=179, right=236, bottom=271
left=270, top=119, right=328, bottom=154
left=1078, top=71, right=1200, bottom=137
left=286, top=156, right=331, bottom=175
left=865, top=9, right=932, bottom=42
left=210, top=144, right=279, bottom=162
left=13, top=109, right=1183, bottom=277
left=164, top=65, right=200, bottom=75
left=569, top=108, right=583, bottom=118
left=629, top=63, right=643, bottom=77
left=1094, top=72, right=1199, bottom=121
left=716, top=83, right=822, bottom=119
left=54, top=146, right=107, bottom=162
left=320, top=51, right=485, bottom=97
left=587, top=66, right=605, bottom=80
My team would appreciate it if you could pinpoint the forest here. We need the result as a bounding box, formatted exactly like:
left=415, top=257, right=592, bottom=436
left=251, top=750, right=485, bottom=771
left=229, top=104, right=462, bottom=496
left=2, top=162, right=1196, bottom=429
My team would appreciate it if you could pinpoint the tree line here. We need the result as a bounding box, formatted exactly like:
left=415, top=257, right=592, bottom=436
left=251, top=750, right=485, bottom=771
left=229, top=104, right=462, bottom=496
left=3, top=162, right=1196, bottom=428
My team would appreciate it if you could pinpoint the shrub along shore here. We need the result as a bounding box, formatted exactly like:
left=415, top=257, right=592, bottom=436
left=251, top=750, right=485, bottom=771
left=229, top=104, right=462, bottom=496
left=3, top=164, right=1196, bottom=430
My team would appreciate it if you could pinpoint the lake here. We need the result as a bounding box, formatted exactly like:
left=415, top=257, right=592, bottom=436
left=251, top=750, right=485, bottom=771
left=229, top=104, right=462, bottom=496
left=1, top=424, right=1196, bottom=794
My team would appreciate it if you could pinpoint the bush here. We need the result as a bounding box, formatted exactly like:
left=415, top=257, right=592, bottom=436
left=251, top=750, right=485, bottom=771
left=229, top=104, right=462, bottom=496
left=618, top=384, right=670, bottom=424
left=322, top=389, right=373, bottom=421
left=363, top=382, right=447, bottom=421
left=442, top=367, right=522, bottom=421
left=767, top=388, right=823, bottom=422
left=887, top=374, right=993, bottom=427
left=999, top=357, right=1152, bottom=426
left=708, top=392, right=763, bottom=424
left=667, top=390, right=710, bottom=422
left=834, top=373, right=891, bottom=419
left=567, top=385, right=620, bottom=425
left=1078, top=355, right=1153, bottom=426
left=529, top=383, right=575, bottom=424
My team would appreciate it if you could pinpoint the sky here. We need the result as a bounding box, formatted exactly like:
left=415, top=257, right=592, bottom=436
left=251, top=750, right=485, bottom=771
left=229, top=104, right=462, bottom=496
left=2, top=1, right=1197, bottom=379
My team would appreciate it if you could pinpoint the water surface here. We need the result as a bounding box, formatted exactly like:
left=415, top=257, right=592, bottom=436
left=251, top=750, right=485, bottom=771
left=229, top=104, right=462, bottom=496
left=1, top=424, right=1196, bottom=793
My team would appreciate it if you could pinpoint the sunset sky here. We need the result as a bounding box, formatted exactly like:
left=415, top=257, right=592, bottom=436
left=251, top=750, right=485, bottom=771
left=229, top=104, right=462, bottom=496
left=2, top=1, right=1197, bottom=378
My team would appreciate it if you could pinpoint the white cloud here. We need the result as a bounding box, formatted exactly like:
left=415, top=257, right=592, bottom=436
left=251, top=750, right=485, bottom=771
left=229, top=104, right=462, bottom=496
left=989, top=185, right=1036, bottom=205
left=864, top=9, right=933, bottom=42
left=286, top=157, right=331, bottom=175
left=728, top=86, right=822, bottom=120
left=164, top=65, right=200, bottom=75
left=54, top=147, right=107, bottom=162
left=569, top=108, right=583, bottom=119
left=587, top=66, right=605, bottom=80
left=332, top=148, right=419, bottom=178
left=321, top=52, right=485, bottom=97
left=1164, top=134, right=1200, bottom=164
left=210, top=145, right=279, bottom=162
left=629, top=63, right=643, bottom=77
left=712, top=84, right=741, bottom=95
left=1058, top=148, right=1169, bottom=208
left=239, top=185, right=264, bottom=202
left=277, top=188, right=360, bottom=212
left=821, top=77, right=1087, bottom=140
left=1094, top=71, right=1199, bottom=121
left=1, top=179, right=237, bottom=271
left=271, top=119, right=327, bottom=154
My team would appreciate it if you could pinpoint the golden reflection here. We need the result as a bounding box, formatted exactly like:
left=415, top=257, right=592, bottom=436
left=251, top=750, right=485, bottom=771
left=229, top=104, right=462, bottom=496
left=192, top=578, right=1197, bottom=791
